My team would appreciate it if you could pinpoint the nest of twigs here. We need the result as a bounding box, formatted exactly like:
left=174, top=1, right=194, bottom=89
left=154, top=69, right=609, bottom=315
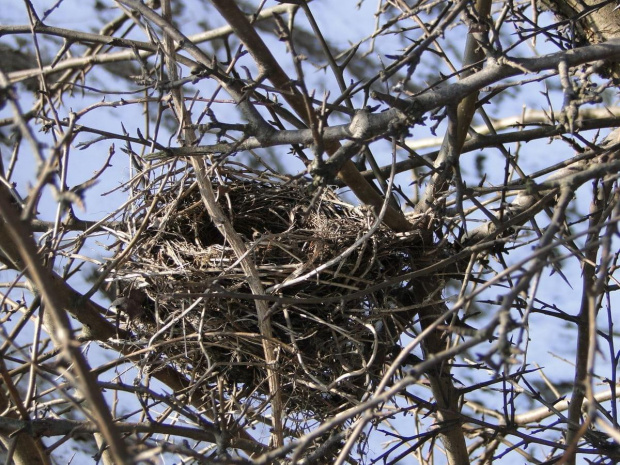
left=110, top=166, right=427, bottom=420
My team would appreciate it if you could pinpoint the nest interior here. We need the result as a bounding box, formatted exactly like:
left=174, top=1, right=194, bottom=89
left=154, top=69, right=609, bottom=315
left=111, top=167, right=432, bottom=420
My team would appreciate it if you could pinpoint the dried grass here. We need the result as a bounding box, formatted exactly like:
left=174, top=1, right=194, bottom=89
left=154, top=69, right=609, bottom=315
left=110, top=166, right=426, bottom=424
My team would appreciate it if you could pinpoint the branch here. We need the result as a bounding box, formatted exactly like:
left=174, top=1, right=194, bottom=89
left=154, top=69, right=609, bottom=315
left=3, top=4, right=295, bottom=84
left=373, top=38, right=620, bottom=127
left=360, top=116, right=620, bottom=182
left=148, top=0, right=285, bottom=447
left=209, top=0, right=412, bottom=232
left=0, top=185, right=131, bottom=464
left=0, top=415, right=261, bottom=455
left=405, top=107, right=620, bottom=151
left=463, top=135, right=620, bottom=246
left=511, top=385, right=620, bottom=425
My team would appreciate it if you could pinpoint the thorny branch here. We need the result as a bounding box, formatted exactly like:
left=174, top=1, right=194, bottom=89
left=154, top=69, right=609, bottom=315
left=2, top=0, right=620, bottom=464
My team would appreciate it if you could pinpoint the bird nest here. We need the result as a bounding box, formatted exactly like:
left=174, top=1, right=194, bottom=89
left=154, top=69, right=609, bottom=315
left=110, top=165, right=427, bottom=420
